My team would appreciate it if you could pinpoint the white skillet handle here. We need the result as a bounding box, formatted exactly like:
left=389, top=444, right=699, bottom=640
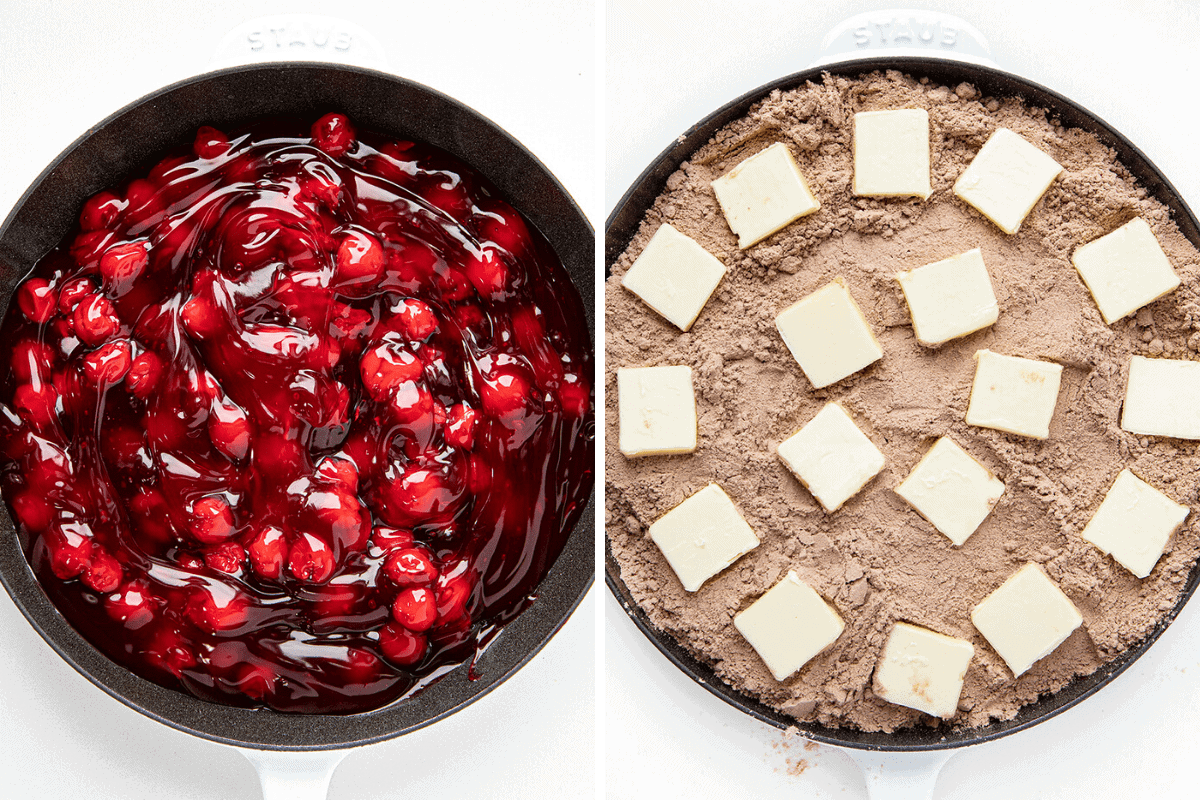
left=209, top=13, right=389, bottom=70
left=845, top=750, right=953, bottom=800
left=239, top=748, right=350, bottom=800
left=811, top=9, right=996, bottom=69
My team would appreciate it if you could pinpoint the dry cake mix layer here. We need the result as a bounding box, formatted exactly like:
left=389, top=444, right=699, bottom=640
left=605, top=71, right=1200, bottom=732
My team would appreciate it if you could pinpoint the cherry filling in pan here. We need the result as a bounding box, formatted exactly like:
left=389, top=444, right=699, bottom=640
left=0, top=114, right=593, bottom=713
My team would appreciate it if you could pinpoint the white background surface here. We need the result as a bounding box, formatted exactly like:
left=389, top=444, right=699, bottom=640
left=0, top=2, right=596, bottom=799
left=606, top=1, right=1200, bottom=798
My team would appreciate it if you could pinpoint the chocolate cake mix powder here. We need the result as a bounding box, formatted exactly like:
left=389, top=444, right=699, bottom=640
left=605, top=71, right=1200, bottom=732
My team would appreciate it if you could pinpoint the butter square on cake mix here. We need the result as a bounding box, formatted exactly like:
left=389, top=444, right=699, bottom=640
left=965, top=350, right=1063, bottom=439
left=895, top=248, right=999, bottom=346
left=1080, top=469, right=1189, bottom=578
left=1072, top=217, right=1180, bottom=324
left=971, top=563, right=1083, bottom=677
left=873, top=622, right=974, bottom=719
left=853, top=109, right=931, bottom=199
left=776, top=402, right=886, bottom=512
left=1121, top=356, right=1200, bottom=440
left=895, top=436, right=1005, bottom=546
left=710, top=142, right=820, bottom=249
left=774, top=278, right=883, bottom=389
left=620, top=223, right=727, bottom=331
left=734, top=571, right=844, bottom=681
left=953, top=128, right=1062, bottom=234
left=648, top=483, right=759, bottom=592
left=617, top=365, right=697, bottom=458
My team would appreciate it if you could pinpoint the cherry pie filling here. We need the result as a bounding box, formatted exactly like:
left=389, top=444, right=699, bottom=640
left=0, top=114, right=593, bottom=713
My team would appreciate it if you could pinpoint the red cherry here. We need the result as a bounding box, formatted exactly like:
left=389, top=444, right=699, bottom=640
left=359, top=341, right=423, bottom=402
left=288, top=532, right=334, bottom=583
left=444, top=403, right=479, bottom=449
left=70, top=230, right=116, bottom=268
left=559, top=375, right=590, bottom=418
left=124, top=178, right=164, bottom=227
left=247, top=524, right=287, bottom=580
left=99, top=241, right=149, bottom=290
left=435, top=569, right=472, bottom=625
left=208, top=397, right=250, bottom=461
left=314, top=455, right=359, bottom=493
left=186, top=587, right=249, bottom=632
left=105, top=580, right=156, bottom=629
left=57, top=277, right=95, bottom=315
left=177, top=553, right=205, bottom=570
left=311, top=113, right=357, bottom=158
left=145, top=627, right=196, bottom=677
left=82, top=339, right=133, bottom=384
left=11, top=491, right=53, bottom=532
left=47, top=522, right=94, bottom=580
left=235, top=663, right=276, bottom=699
left=83, top=549, right=123, bottom=593
left=380, top=463, right=465, bottom=526
left=388, top=380, right=433, bottom=425
left=205, top=541, right=245, bottom=574
left=479, top=368, right=530, bottom=419
left=383, top=547, right=438, bottom=587
left=343, top=648, right=382, bottom=684
left=307, top=488, right=371, bottom=552
left=464, top=248, right=508, bottom=297
left=181, top=294, right=224, bottom=340
left=335, top=230, right=386, bottom=282
left=126, top=351, right=164, bottom=399
left=475, top=200, right=532, bottom=257
left=11, top=340, right=55, bottom=382
left=391, top=298, right=438, bottom=340
left=73, top=294, right=122, bottom=345
left=190, top=495, right=235, bottom=544
left=371, top=526, right=414, bottom=553
left=194, top=125, right=230, bottom=159
left=13, top=383, right=59, bottom=428
left=378, top=622, right=427, bottom=666
left=79, top=191, right=125, bottom=231
left=392, top=586, right=437, bottom=632
left=16, top=278, right=57, bottom=323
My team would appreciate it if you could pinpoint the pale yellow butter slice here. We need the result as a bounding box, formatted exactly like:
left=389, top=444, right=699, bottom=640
left=874, top=622, right=974, bottom=719
left=895, top=436, right=1004, bottom=546
left=1080, top=469, right=1189, bottom=579
left=895, top=248, right=999, bottom=346
left=953, top=128, right=1062, bottom=234
left=965, top=350, right=1063, bottom=439
left=617, top=366, right=697, bottom=458
left=774, top=278, right=883, bottom=389
left=710, top=142, right=820, bottom=249
left=971, top=563, right=1083, bottom=678
left=648, top=484, right=759, bottom=592
left=734, top=571, right=844, bottom=681
left=1121, top=355, right=1200, bottom=440
left=620, top=223, right=727, bottom=331
left=777, top=402, right=886, bottom=513
left=1072, top=217, right=1180, bottom=324
left=853, top=109, right=931, bottom=199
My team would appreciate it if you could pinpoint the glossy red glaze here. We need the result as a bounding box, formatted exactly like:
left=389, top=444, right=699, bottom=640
left=0, top=115, right=593, bottom=713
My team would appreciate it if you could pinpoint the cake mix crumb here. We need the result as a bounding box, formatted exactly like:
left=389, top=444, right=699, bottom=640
left=605, top=71, right=1200, bottom=732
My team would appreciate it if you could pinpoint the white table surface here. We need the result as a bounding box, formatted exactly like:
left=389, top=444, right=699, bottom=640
left=606, top=1, right=1200, bottom=798
left=0, top=2, right=596, bottom=798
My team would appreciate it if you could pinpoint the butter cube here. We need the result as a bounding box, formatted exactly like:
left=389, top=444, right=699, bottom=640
left=853, top=109, right=931, bottom=199
left=734, top=571, right=844, bottom=681
left=953, top=128, right=1063, bottom=234
left=1072, top=217, right=1180, bottom=324
left=895, top=248, right=999, bottom=346
left=1121, top=356, right=1200, bottom=440
left=965, top=350, right=1063, bottom=439
left=621, top=223, right=727, bottom=331
left=777, top=402, right=886, bottom=512
left=873, top=623, right=974, bottom=719
left=775, top=278, right=883, bottom=389
left=648, top=484, right=760, bottom=592
left=895, top=437, right=1005, bottom=546
left=711, top=142, right=820, bottom=249
left=971, top=563, right=1083, bottom=677
left=617, top=366, right=697, bottom=458
left=1080, top=469, right=1189, bottom=579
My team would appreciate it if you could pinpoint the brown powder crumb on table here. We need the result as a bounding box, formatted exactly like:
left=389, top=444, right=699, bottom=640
left=605, top=71, right=1200, bottom=733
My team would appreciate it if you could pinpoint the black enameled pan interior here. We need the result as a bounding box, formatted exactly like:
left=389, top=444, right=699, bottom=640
left=605, top=56, right=1200, bottom=752
left=0, top=62, right=594, bottom=751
